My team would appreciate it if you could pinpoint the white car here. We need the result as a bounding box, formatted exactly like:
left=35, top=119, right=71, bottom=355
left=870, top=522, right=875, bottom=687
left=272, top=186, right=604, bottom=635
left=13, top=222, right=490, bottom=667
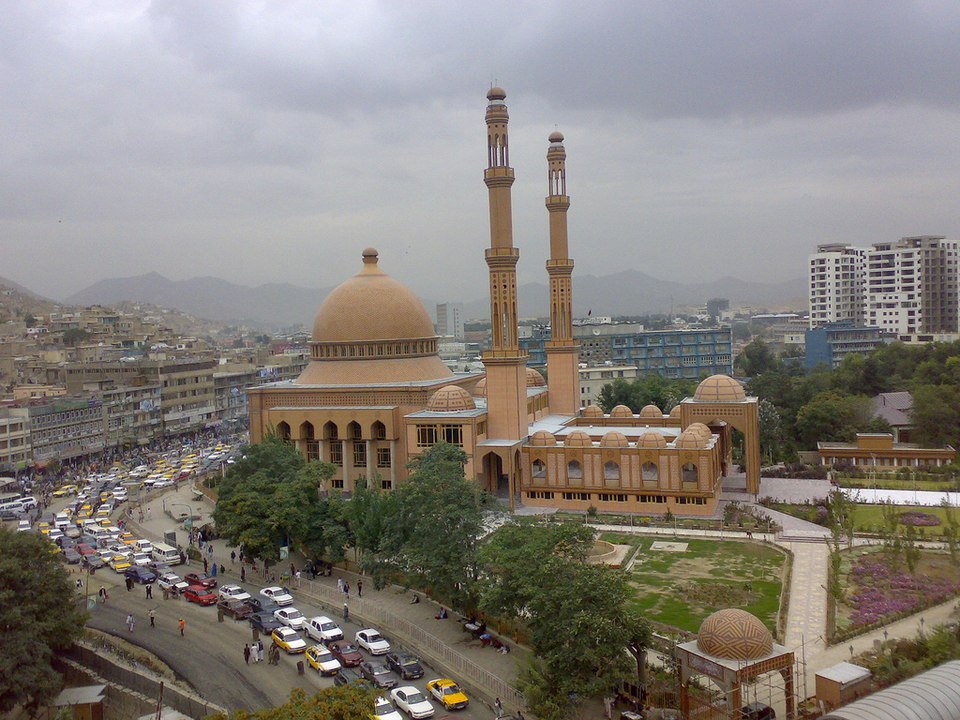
left=356, top=628, right=391, bottom=655
left=152, top=479, right=174, bottom=488
left=17, top=520, right=30, bottom=532
left=219, top=584, right=251, bottom=602
left=274, top=607, right=307, bottom=630
left=390, top=687, right=435, bottom=719
left=132, top=552, right=152, bottom=567
left=260, top=586, right=294, bottom=606
left=157, top=573, right=190, bottom=594
left=306, top=616, right=344, bottom=643
left=372, top=697, right=403, bottom=720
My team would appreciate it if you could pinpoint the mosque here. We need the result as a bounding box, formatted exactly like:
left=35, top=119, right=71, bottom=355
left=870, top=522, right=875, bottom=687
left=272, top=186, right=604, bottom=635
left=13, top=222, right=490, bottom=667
left=247, top=88, right=760, bottom=517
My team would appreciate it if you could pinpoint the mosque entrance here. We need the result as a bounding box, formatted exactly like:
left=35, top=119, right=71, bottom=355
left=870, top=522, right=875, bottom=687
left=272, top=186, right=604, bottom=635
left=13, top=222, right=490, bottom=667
left=480, top=452, right=506, bottom=497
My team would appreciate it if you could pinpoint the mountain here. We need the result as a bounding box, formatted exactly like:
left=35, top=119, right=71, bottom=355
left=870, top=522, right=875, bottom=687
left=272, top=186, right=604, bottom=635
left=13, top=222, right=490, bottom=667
left=66, top=273, right=328, bottom=328
left=0, top=275, right=51, bottom=301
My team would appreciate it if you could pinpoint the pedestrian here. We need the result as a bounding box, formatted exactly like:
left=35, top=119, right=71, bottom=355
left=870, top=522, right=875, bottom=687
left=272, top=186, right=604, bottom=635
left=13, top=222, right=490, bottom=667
left=337, top=577, right=343, bottom=593
left=344, top=581, right=350, bottom=598
left=240, top=566, right=246, bottom=582
left=208, top=543, right=214, bottom=557
left=239, top=549, right=244, bottom=563
left=203, top=557, right=208, bottom=573
left=495, top=697, right=503, bottom=718
left=230, top=550, right=236, bottom=564
left=126, top=577, right=133, bottom=591
left=149, top=609, right=156, bottom=627
left=357, top=579, right=363, bottom=598
left=126, top=613, right=135, bottom=632
left=243, top=643, right=251, bottom=665
left=146, top=507, right=152, bottom=520
left=178, top=617, right=186, bottom=637
left=343, top=603, right=349, bottom=621
left=146, top=584, right=153, bottom=599
left=603, top=696, right=614, bottom=720
left=220, top=563, right=225, bottom=575
left=211, top=563, right=217, bottom=578
left=256, top=639, right=264, bottom=662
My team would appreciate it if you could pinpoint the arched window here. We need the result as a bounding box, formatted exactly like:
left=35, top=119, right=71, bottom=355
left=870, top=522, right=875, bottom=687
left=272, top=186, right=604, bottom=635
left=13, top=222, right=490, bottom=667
left=348, top=421, right=362, bottom=440
left=532, top=459, right=546, bottom=478
left=323, top=421, right=338, bottom=441
left=372, top=421, right=387, bottom=440
left=276, top=422, right=291, bottom=443
left=300, top=421, right=314, bottom=441
left=682, top=462, right=698, bottom=484
left=567, top=460, right=583, bottom=480
left=604, top=461, right=620, bottom=483
left=642, top=462, right=658, bottom=487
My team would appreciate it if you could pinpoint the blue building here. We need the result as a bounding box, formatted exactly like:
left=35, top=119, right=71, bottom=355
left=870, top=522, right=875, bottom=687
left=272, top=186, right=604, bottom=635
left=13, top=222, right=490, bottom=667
left=804, top=322, right=890, bottom=369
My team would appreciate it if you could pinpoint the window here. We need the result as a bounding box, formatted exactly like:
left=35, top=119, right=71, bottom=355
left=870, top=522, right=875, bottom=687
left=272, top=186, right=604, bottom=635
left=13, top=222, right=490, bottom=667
left=562, top=492, right=591, bottom=501
left=599, top=493, right=627, bottom=502
left=353, top=441, right=366, bottom=467
left=417, top=425, right=437, bottom=448
left=373, top=422, right=387, bottom=440
left=441, top=424, right=463, bottom=447
left=639, top=495, right=666, bottom=503
left=532, top=459, right=546, bottom=478
left=567, top=460, right=583, bottom=480
left=329, top=442, right=343, bottom=467
left=306, top=441, right=319, bottom=461
left=380, top=478, right=392, bottom=490
left=682, top=462, right=698, bottom=484
left=377, top=446, right=391, bottom=468
left=677, top=496, right=707, bottom=505
left=641, top=462, right=658, bottom=484
left=604, top=461, right=620, bottom=486
left=527, top=491, right=554, bottom=500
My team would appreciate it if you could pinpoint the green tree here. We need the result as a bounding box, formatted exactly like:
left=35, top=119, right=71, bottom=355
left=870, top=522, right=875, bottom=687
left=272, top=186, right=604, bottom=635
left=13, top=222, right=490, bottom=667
left=794, top=391, right=875, bottom=449
left=911, top=384, right=960, bottom=447
left=208, top=685, right=375, bottom=720
left=736, top=339, right=779, bottom=376
left=0, top=529, right=87, bottom=714
left=62, top=328, right=91, bottom=345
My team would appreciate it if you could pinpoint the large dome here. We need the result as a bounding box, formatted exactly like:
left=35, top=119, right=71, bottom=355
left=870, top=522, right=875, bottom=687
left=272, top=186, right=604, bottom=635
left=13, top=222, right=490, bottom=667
left=697, top=609, right=773, bottom=660
left=694, top=375, right=746, bottom=402
left=312, top=248, right=435, bottom=343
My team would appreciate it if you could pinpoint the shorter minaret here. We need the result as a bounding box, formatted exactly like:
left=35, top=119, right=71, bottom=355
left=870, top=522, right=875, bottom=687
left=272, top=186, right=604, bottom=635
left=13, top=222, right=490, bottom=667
left=544, top=131, right=580, bottom=415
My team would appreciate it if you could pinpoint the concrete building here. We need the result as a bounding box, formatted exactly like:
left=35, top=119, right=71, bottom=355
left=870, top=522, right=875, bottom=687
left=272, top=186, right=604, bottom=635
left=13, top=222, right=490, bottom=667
left=804, top=322, right=890, bottom=370
left=0, top=407, right=31, bottom=472
left=436, top=303, right=465, bottom=341
left=818, top=433, right=955, bottom=471
left=809, top=244, right=866, bottom=329
left=27, top=398, right=108, bottom=464
left=578, top=365, right=641, bottom=408
left=248, top=88, right=762, bottom=516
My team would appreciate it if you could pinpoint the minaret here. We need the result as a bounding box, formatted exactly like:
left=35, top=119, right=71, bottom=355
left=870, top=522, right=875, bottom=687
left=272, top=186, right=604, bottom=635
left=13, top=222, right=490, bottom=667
left=544, top=131, right=580, bottom=415
left=482, top=87, right=528, bottom=441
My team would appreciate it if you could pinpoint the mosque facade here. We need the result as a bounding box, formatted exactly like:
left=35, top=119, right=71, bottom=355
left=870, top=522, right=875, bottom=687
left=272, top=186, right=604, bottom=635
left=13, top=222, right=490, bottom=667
left=247, top=88, right=760, bottom=517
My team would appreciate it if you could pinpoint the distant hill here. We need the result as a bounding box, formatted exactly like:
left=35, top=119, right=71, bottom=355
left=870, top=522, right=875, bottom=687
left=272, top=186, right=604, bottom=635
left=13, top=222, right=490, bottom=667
left=64, top=269, right=806, bottom=328
left=0, top=275, right=50, bottom=301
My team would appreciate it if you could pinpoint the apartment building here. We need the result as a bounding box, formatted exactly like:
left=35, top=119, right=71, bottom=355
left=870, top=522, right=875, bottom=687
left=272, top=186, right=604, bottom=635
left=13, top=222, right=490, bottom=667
left=808, top=244, right=866, bottom=329
left=578, top=364, right=641, bottom=407
left=0, top=407, right=31, bottom=471
left=436, top=302, right=465, bottom=341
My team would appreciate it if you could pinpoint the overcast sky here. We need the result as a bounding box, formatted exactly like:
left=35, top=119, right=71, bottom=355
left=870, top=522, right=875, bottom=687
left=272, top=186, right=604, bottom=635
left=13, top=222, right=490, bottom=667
left=4, top=1, right=960, bottom=304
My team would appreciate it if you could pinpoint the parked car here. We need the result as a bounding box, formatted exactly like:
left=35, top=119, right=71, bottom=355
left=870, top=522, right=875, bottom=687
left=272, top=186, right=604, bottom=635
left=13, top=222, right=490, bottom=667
left=371, top=697, right=403, bottom=720
left=390, top=686, right=435, bottom=719
left=259, top=586, right=293, bottom=606
left=244, top=597, right=280, bottom=615
left=183, top=585, right=218, bottom=606
left=82, top=554, right=106, bottom=570
left=250, top=612, right=283, bottom=634
left=271, top=627, right=307, bottom=654
left=425, top=679, right=469, bottom=711
left=62, top=547, right=82, bottom=564
left=305, top=645, right=341, bottom=675
left=218, top=584, right=251, bottom=602
left=274, top=607, right=307, bottom=630
left=360, top=660, right=397, bottom=690
left=157, top=573, right=189, bottom=594
left=356, top=628, right=391, bottom=655
left=328, top=640, right=364, bottom=667
left=306, top=615, right=343, bottom=643
left=124, top=566, right=157, bottom=584
left=218, top=597, right=253, bottom=621
left=385, top=651, right=424, bottom=680
left=184, top=572, right=217, bottom=589
left=333, top=667, right=370, bottom=688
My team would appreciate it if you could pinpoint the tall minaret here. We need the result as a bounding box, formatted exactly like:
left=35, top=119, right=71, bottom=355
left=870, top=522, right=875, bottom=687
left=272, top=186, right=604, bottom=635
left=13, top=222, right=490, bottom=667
left=544, top=131, right=579, bottom=415
left=482, top=87, right=528, bottom=441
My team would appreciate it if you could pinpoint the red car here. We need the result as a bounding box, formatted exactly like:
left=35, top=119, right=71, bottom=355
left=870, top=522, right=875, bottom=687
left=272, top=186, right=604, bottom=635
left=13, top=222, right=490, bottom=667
left=184, top=572, right=218, bottom=589
left=183, top=585, right=218, bottom=605
left=76, top=543, right=96, bottom=556
left=328, top=640, right=363, bottom=667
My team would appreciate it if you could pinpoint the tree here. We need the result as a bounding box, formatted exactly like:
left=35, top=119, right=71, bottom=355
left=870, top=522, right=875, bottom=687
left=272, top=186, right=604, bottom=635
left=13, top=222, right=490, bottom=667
left=736, top=339, right=779, bottom=377
left=911, top=384, right=960, bottom=448
left=0, top=529, right=87, bottom=714
left=62, top=328, right=91, bottom=345
left=208, top=685, right=375, bottom=720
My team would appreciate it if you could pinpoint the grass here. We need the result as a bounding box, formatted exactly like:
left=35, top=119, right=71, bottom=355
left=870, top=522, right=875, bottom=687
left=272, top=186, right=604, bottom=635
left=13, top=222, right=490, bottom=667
left=767, top=501, right=959, bottom=539
left=601, top=533, right=787, bottom=635
left=840, top=477, right=960, bottom=491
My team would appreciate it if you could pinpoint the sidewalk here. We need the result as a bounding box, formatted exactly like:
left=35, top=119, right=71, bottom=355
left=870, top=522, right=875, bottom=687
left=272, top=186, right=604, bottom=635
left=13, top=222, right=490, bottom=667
left=129, top=483, right=526, bottom=711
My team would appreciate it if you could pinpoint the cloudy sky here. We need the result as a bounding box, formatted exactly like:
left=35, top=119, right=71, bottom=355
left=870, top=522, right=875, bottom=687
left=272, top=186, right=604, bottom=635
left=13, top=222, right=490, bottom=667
left=3, top=1, right=960, bottom=303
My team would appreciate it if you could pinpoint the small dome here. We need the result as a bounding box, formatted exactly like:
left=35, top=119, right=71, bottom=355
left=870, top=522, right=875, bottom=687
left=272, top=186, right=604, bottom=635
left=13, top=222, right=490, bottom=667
left=697, top=609, right=773, bottom=660
left=610, top=404, right=633, bottom=418
left=487, top=86, right=506, bottom=101
left=637, top=431, right=667, bottom=449
left=600, top=431, right=630, bottom=448
left=675, top=428, right=705, bottom=450
left=526, top=368, right=546, bottom=387
left=581, top=405, right=604, bottom=418
left=473, top=378, right=487, bottom=397
left=565, top=430, right=594, bottom=447
left=529, top=430, right=557, bottom=446
left=639, top=404, right=662, bottom=418
left=549, top=130, right=564, bottom=143
left=694, top=375, right=746, bottom=402
left=686, top=422, right=713, bottom=441
left=669, top=405, right=682, bottom=418
left=427, top=386, right=476, bottom=412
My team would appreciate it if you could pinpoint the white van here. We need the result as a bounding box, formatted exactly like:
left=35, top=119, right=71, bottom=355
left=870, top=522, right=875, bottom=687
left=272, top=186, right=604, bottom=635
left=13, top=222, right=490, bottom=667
left=151, top=542, right=181, bottom=566
left=0, top=500, right=24, bottom=515
left=134, top=539, right=153, bottom=555
left=19, top=496, right=38, bottom=511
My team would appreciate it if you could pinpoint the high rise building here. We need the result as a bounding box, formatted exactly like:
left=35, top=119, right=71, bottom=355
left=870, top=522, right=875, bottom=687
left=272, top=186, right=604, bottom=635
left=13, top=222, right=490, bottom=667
left=436, top=303, right=464, bottom=341
left=808, top=244, right=866, bottom=329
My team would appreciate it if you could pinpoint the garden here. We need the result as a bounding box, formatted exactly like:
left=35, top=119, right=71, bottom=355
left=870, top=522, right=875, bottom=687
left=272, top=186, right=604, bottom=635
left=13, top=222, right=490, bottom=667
left=600, top=533, right=788, bottom=636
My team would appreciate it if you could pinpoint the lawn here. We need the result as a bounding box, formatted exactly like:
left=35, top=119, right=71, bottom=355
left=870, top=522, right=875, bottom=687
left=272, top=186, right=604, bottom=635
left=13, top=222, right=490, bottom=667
left=601, top=533, right=787, bottom=636
left=766, top=501, right=958, bottom=539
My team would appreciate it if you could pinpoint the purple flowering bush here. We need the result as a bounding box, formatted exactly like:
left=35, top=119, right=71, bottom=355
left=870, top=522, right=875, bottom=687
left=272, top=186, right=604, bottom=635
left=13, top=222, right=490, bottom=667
left=898, top=511, right=941, bottom=527
left=847, top=554, right=960, bottom=628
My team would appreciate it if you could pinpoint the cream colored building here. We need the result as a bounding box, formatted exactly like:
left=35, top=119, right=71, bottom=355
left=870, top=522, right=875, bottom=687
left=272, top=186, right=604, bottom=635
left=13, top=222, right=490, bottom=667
left=249, top=88, right=761, bottom=516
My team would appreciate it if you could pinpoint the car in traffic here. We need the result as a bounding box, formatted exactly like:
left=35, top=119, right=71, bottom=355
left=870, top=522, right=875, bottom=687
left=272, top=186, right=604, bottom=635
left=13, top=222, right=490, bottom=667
left=274, top=607, right=307, bottom=630
left=218, top=584, right=251, bottom=602
left=157, top=573, right=189, bottom=594
left=109, top=555, right=133, bottom=573
left=259, top=586, right=293, bottom=606
left=360, top=660, right=397, bottom=690
left=183, top=585, right=218, bottom=606
left=425, top=679, right=469, bottom=711
left=371, top=697, right=403, bottom=720
left=390, top=686, right=435, bottom=718
left=328, top=640, right=363, bottom=667
left=250, top=612, right=284, bottom=634
left=82, top=554, right=106, bottom=570
left=306, top=615, right=343, bottom=643
left=333, top=667, right=370, bottom=688
left=62, top=547, right=82, bottom=564
left=124, top=566, right=157, bottom=584
left=305, top=645, right=342, bottom=675
left=356, top=628, right=391, bottom=655
left=271, top=627, right=307, bottom=654
left=184, top=572, right=217, bottom=589
left=218, top=597, right=253, bottom=621
left=244, top=596, right=280, bottom=615
left=385, top=651, right=424, bottom=680
left=131, top=552, right=152, bottom=567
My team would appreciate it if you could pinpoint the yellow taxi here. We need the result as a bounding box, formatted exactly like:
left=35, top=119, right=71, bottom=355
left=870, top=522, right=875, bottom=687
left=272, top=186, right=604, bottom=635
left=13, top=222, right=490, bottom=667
left=109, top=555, right=132, bottom=573
left=37, top=522, right=51, bottom=535
left=271, top=627, right=307, bottom=653
left=425, top=678, right=469, bottom=711
left=52, top=484, right=77, bottom=498
left=119, top=532, right=138, bottom=545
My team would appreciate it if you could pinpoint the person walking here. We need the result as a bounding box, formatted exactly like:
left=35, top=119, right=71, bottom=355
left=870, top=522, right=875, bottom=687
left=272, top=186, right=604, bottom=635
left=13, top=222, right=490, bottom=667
left=344, top=581, right=349, bottom=598
left=337, top=577, right=343, bottom=593
left=149, top=609, right=156, bottom=628
left=243, top=643, right=251, bottom=665
left=126, top=613, right=135, bottom=632
left=230, top=550, right=236, bottom=565
left=203, top=557, right=208, bottom=573
left=256, top=639, right=264, bottom=663
left=494, top=697, right=503, bottom=718
left=240, top=565, right=246, bottom=583
left=178, top=617, right=186, bottom=637
left=145, top=583, right=153, bottom=599
left=357, top=579, right=363, bottom=598
left=343, top=603, right=349, bottom=621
